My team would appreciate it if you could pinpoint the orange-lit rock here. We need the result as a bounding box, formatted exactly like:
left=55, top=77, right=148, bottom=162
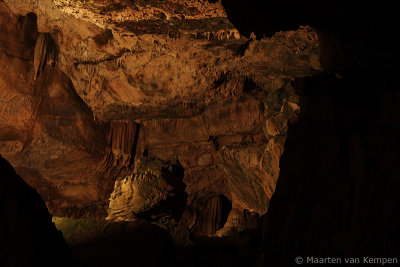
left=107, top=158, right=186, bottom=221
left=2, top=0, right=400, bottom=266
left=1, top=0, right=318, bottom=237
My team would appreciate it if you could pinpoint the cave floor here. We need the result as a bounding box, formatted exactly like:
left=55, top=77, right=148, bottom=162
left=53, top=217, right=263, bottom=267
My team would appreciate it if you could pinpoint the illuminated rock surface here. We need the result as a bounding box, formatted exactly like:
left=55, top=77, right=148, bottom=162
left=1, top=0, right=399, bottom=266
left=0, top=0, right=316, bottom=222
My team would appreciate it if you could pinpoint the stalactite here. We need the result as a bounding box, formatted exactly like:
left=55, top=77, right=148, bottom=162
left=83, top=64, right=96, bottom=93
left=107, top=121, right=138, bottom=159
left=33, top=33, right=47, bottom=80
left=182, top=194, right=232, bottom=237
left=33, top=33, right=57, bottom=80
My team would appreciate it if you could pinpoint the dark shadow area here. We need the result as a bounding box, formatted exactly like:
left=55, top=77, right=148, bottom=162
left=0, top=155, right=72, bottom=267
left=181, top=194, right=232, bottom=237
left=55, top=216, right=264, bottom=267
left=221, top=0, right=400, bottom=69
left=161, top=160, right=188, bottom=219
left=69, top=220, right=175, bottom=267
left=129, top=122, right=141, bottom=165
left=221, top=0, right=399, bottom=39
left=135, top=159, right=188, bottom=221
left=263, top=70, right=400, bottom=265
left=176, top=233, right=263, bottom=267
left=18, top=12, right=38, bottom=50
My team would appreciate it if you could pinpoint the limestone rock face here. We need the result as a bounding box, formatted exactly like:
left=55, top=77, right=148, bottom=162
left=0, top=155, right=72, bottom=266
left=0, top=0, right=320, bottom=223
left=0, top=0, right=320, bottom=241
left=107, top=159, right=186, bottom=221
left=109, top=173, right=172, bottom=218
left=2, top=0, right=399, bottom=266
left=3, top=0, right=321, bottom=122
left=0, top=3, right=112, bottom=218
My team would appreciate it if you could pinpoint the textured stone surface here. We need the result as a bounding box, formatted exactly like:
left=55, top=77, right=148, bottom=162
left=0, top=3, right=113, bottom=218
left=1, top=0, right=400, bottom=266
left=0, top=0, right=319, bottom=224
left=107, top=158, right=186, bottom=221
left=3, top=0, right=320, bottom=122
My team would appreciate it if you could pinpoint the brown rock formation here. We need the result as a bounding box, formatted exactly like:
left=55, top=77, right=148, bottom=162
left=0, top=0, right=317, bottom=226
left=1, top=0, right=399, bottom=266
left=181, top=194, right=231, bottom=236
left=107, top=158, right=186, bottom=221
left=2, top=0, right=320, bottom=122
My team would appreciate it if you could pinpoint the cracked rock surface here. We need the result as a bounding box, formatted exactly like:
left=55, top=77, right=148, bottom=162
left=2, top=1, right=400, bottom=266
left=0, top=0, right=320, bottom=226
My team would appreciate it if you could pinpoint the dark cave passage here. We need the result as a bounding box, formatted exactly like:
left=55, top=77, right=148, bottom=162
left=264, top=70, right=400, bottom=265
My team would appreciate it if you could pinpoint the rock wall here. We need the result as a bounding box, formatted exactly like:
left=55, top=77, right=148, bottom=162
left=2, top=1, right=399, bottom=265
left=0, top=0, right=316, bottom=233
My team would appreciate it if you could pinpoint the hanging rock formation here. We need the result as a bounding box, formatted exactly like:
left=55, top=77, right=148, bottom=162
left=1, top=0, right=399, bottom=266
left=0, top=0, right=317, bottom=225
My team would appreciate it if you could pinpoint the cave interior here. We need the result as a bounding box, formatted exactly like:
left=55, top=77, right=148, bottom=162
left=0, top=0, right=399, bottom=266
